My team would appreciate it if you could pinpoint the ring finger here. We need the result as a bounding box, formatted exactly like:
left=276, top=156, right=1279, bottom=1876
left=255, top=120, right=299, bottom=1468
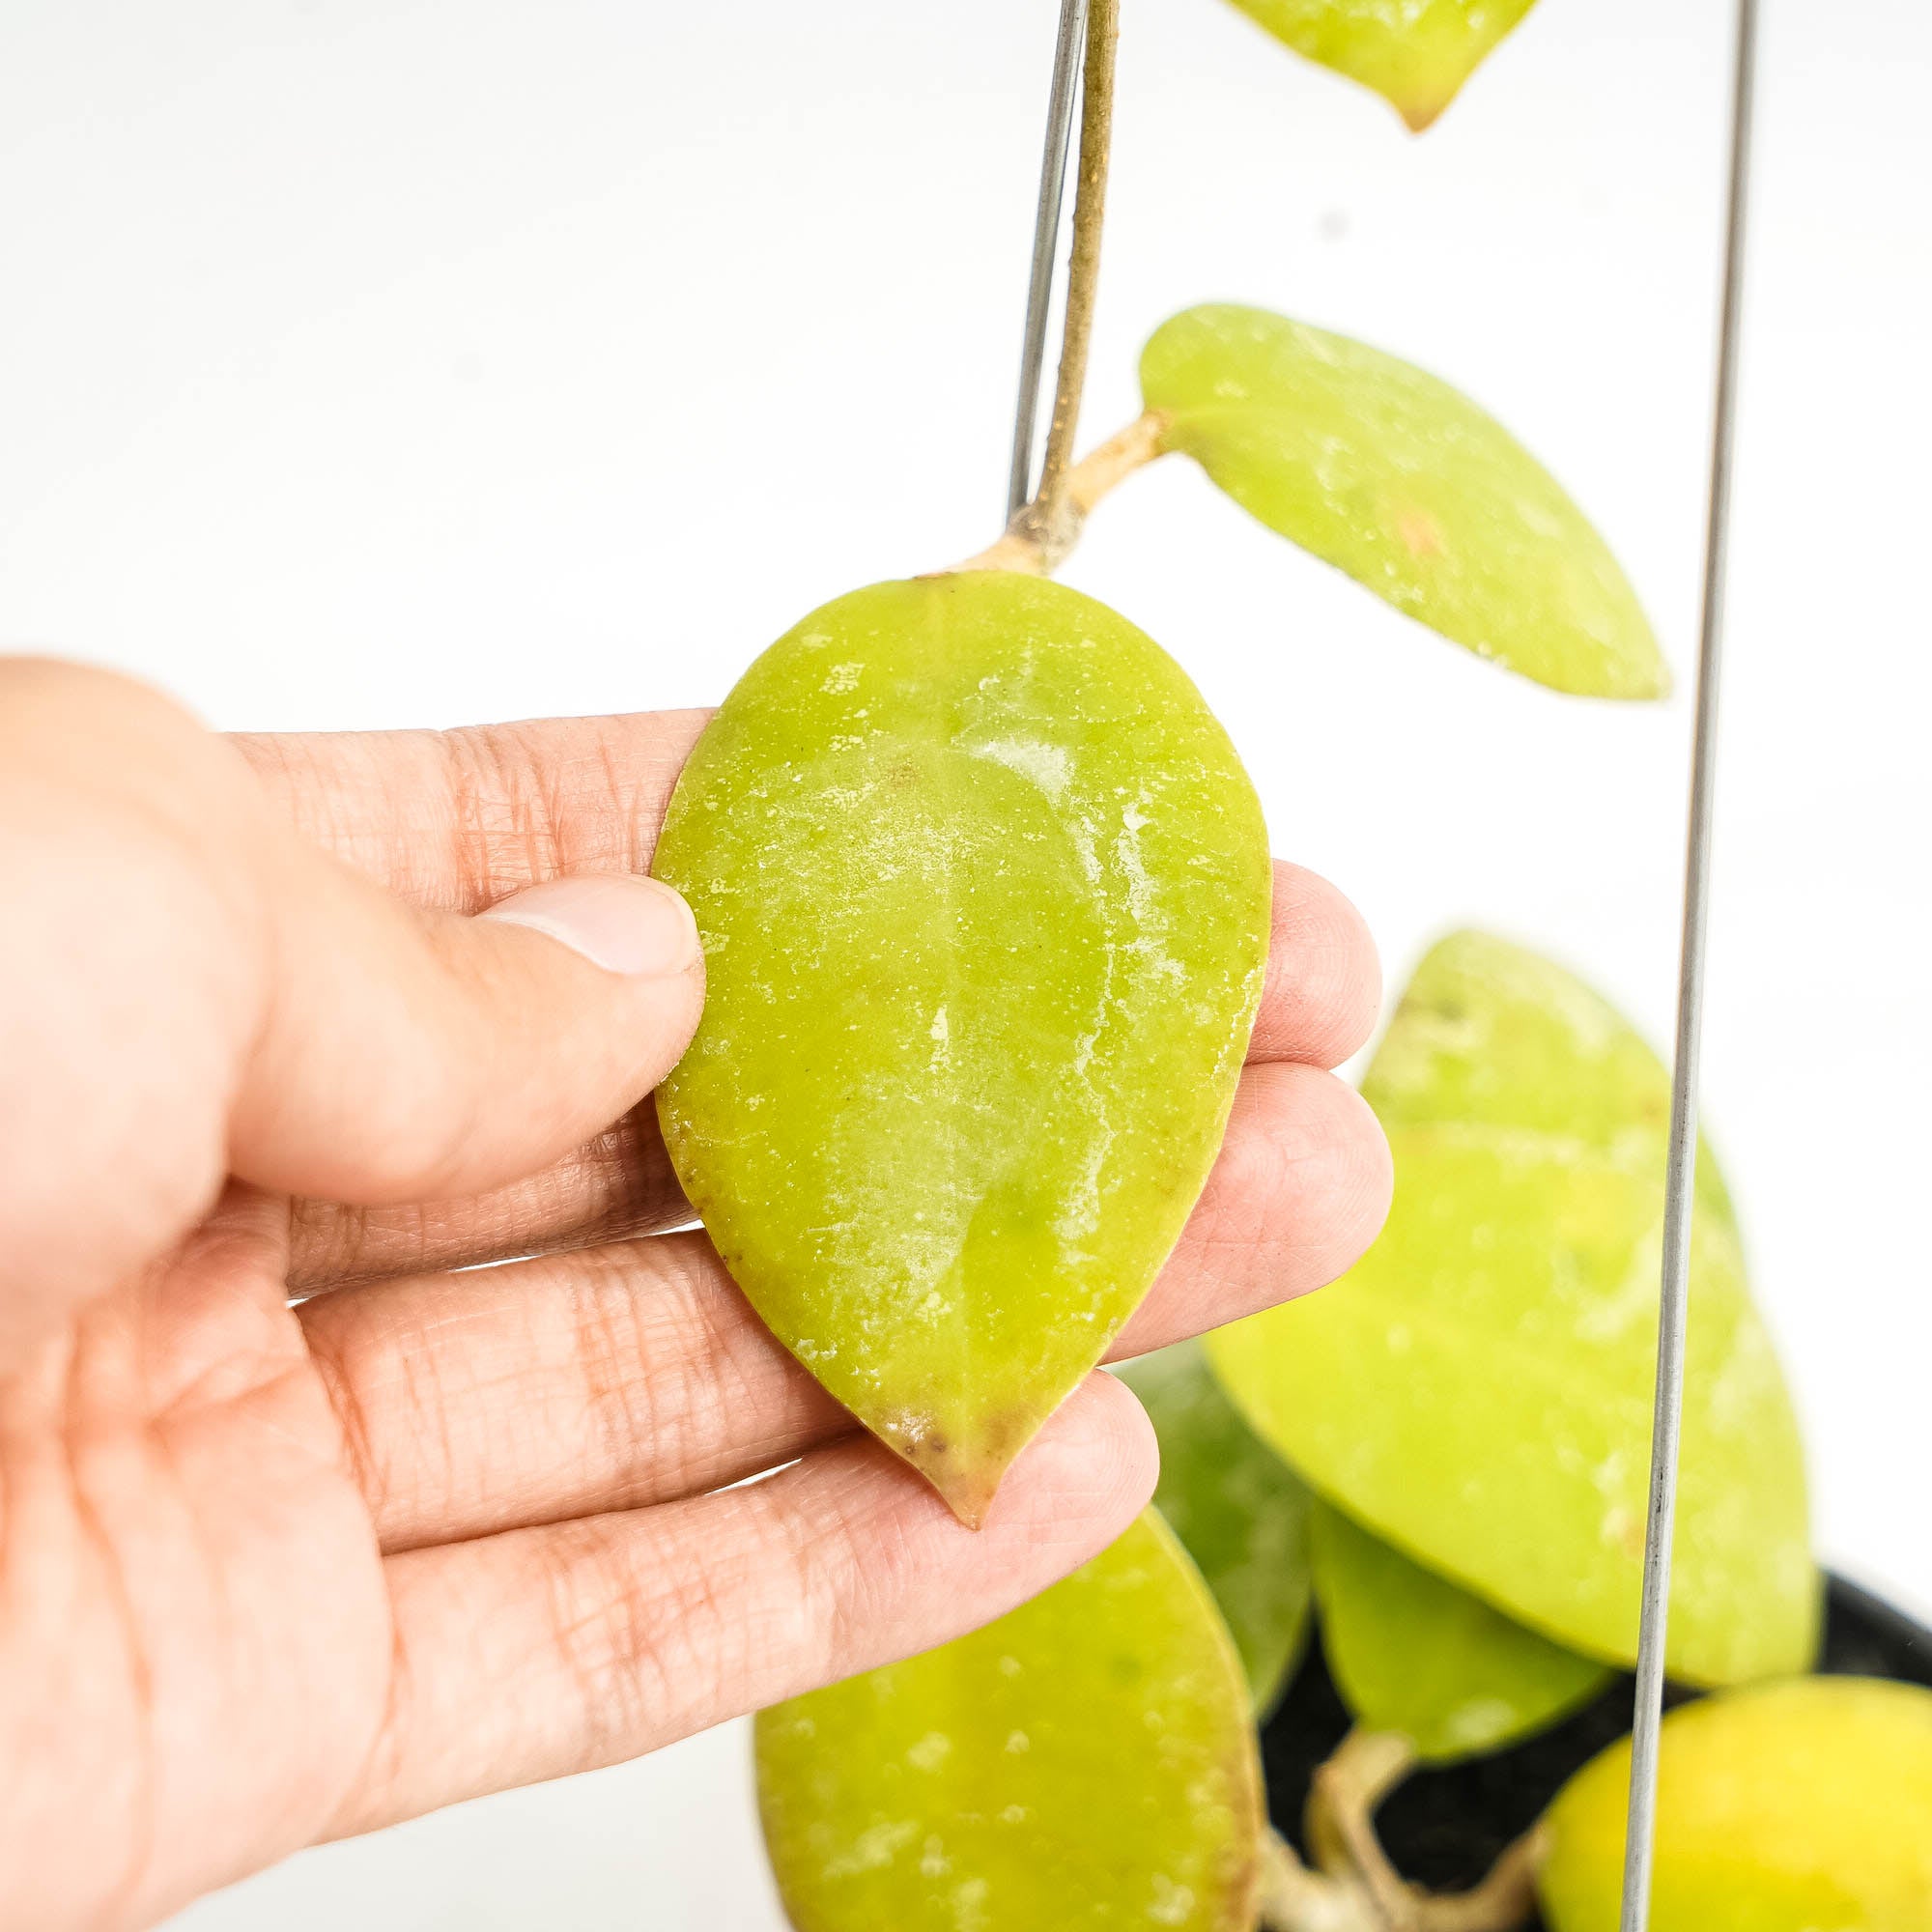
left=303, top=1058, right=1389, bottom=1552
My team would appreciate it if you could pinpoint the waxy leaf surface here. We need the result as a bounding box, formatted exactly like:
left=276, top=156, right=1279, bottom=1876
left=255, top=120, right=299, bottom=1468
left=1309, top=1498, right=1610, bottom=1762
left=1121, top=1340, right=1315, bottom=1713
left=1539, top=1678, right=1932, bottom=1931
left=1207, top=931, right=1816, bottom=1685
left=1224, top=0, right=1538, bottom=128
left=756, top=1510, right=1264, bottom=1932
left=1141, top=305, right=1665, bottom=698
left=655, top=575, right=1270, bottom=1523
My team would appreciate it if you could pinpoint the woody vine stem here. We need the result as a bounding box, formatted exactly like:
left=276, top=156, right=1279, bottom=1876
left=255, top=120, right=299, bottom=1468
left=1259, top=1729, right=1543, bottom=1932
left=952, top=0, right=1173, bottom=578
left=1025, top=0, right=1119, bottom=544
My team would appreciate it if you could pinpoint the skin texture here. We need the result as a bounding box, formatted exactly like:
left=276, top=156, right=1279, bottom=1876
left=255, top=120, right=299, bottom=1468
left=757, top=1509, right=1264, bottom=1932
left=0, top=657, right=1389, bottom=1932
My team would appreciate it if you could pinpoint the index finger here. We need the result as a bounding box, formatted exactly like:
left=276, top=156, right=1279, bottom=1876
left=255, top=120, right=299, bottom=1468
left=237, top=712, right=1378, bottom=1069
left=234, top=710, right=713, bottom=914
left=262, top=712, right=1383, bottom=1289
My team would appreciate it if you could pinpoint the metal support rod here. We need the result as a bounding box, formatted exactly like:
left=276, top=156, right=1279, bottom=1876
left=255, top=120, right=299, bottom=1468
left=1007, top=0, right=1088, bottom=522
left=1618, top=2, right=1763, bottom=1926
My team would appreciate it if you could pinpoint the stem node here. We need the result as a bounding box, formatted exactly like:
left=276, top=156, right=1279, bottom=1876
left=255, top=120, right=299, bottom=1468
left=947, top=410, right=1168, bottom=576
left=1254, top=1731, right=1543, bottom=1932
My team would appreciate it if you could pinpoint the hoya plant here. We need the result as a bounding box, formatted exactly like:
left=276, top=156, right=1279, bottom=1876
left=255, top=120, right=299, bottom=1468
left=634, top=3, right=1924, bottom=1927
left=651, top=0, right=1664, bottom=1529
left=753, top=936, right=1929, bottom=1930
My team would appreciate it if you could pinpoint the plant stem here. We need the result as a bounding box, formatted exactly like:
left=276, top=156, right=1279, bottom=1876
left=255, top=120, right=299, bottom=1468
left=1006, top=0, right=1088, bottom=522
left=1023, top=0, right=1119, bottom=550
left=1294, top=1729, right=1546, bottom=1932
left=944, top=0, right=1153, bottom=580
left=1409, top=1829, right=1547, bottom=1932
left=1306, top=1730, right=1421, bottom=1924
left=1257, top=1828, right=1382, bottom=1932
left=948, top=409, right=1168, bottom=575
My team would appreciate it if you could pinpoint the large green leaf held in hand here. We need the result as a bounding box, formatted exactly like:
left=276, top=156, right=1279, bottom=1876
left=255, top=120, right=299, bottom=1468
left=1140, top=305, right=1666, bottom=698
left=654, top=575, right=1271, bottom=1525
left=1225, top=0, right=1539, bottom=130
left=1120, top=1340, right=1315, bottom=1714
left=1309, top=1498, right=1610, bottom=1762
left=756, top=1510, right=1264, bottom=1932
left=1207, top=931, right=1817, bottom=1685
left=1538, top=1678, right=1932, bottom=1931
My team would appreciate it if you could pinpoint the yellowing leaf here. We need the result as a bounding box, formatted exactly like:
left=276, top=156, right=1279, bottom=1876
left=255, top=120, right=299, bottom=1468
left=1207, top=932, right=1817, bottom=1684
left=1539, top=1678, right=1932, bottom=1931
left=654, top=575, right=1271, bottom=1525
left=1141, top=305, right=1666, bottom=698
left=1362, top=925, right=1735, bottom=1228
left=1224, top=0, right=1540, bottom=130
left=755, top=1511, right=1264, bottom=1932
left=1120, top=1341, right=1315, bottom=1714
left=1309, top=1497, right=1610, bottom=1762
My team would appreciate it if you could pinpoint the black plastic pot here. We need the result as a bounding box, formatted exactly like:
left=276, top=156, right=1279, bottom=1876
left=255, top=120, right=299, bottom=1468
left=1261, top=1575, right=1932, bottom=1922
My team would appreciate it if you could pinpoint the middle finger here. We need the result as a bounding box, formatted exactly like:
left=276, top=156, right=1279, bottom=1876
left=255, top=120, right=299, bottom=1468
left=289, top=857, right=1378, bottom=1291
left=303, top=1057, right=1389, bottom=1552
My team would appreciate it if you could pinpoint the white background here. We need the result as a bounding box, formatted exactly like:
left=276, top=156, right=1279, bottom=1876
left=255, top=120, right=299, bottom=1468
left=2, top=0, right=1927, bottom=1924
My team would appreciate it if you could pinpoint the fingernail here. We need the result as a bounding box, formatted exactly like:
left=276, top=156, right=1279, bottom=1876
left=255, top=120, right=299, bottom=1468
left=479, top=874, right=701, bottom=977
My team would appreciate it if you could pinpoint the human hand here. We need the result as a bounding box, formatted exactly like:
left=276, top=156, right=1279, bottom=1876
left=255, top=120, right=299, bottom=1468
left=0, top=659, right=1390, bottom=1931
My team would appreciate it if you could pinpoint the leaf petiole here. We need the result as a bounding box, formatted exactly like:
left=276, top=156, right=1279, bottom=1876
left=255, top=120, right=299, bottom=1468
left=1262, top=1728, right=1543, bottom=1932
left=949, top=409, right=1170, bottom=576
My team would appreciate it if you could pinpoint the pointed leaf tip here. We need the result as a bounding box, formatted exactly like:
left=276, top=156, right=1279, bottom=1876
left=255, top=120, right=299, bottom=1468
left=1224, top=0, right=1541, bottom=129
left=910, top=1443, right=1000, bottom=1532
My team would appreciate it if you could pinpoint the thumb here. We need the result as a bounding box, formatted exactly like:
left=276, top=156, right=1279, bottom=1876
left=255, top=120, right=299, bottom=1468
left=229, top=859, right=705, bottom=1206
left=0, top=659, right=703, bottom=1358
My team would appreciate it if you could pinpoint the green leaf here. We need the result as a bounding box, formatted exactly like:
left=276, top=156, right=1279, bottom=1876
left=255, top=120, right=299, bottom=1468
left=1538, top=1678, right=1932, bottom=1931
left=1223, top=0, right=1540, bottom=130
left=1361, top=924, right=1736, bottom=1228
left=1119, top=1340, right=1315, bottom=1714
left=1207, top=931, right=1817, bottom=1685
left=1309, top=1497, right=1611, bottom=1762
left=756, top=1510, right=1265, bottom=1932
left=654, top=574, right=1271, bottom=1525
left=1140, top=305, right=1666, bottom=699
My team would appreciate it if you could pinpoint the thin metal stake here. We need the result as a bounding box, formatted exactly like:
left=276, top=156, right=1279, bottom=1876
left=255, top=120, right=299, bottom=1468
left=1619, top=2, right=1763, bottom=1926
left=1007, top=0, right=1089, bottom=521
